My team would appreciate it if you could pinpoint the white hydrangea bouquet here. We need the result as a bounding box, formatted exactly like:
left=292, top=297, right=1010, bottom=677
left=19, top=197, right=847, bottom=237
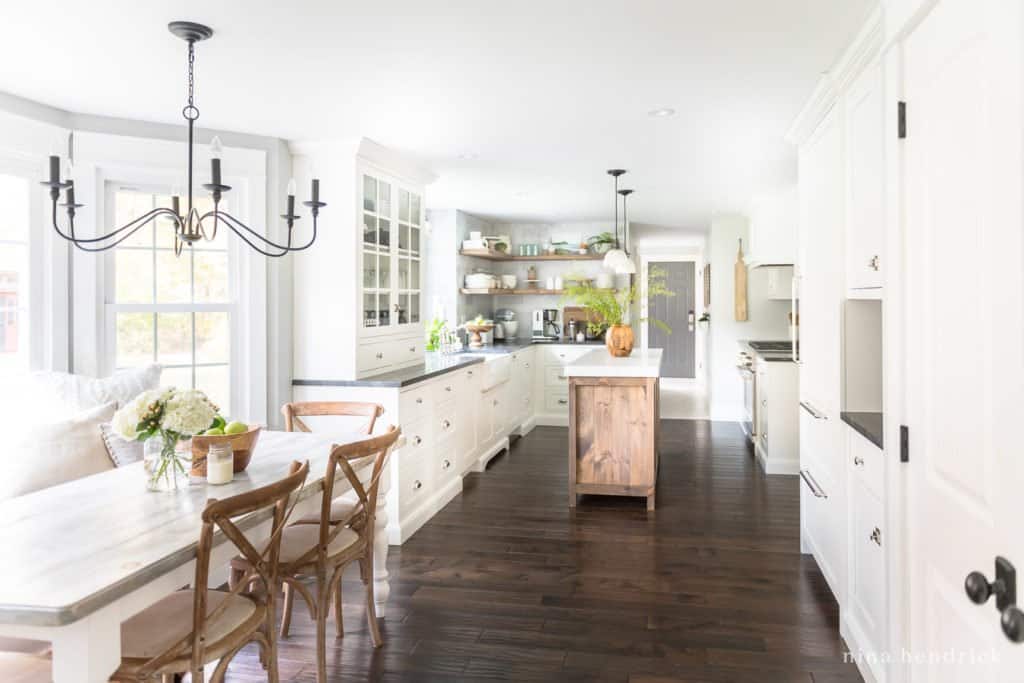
left=113, top=388, right=221, bottom=491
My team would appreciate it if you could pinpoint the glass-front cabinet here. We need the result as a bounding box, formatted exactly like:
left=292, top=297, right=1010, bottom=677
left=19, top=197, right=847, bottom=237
left=360, top=170, right=422, bottom=336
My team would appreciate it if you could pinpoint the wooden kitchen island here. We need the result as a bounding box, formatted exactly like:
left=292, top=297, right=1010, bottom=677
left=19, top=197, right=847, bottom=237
left=565, top=347, right=663, bottom=509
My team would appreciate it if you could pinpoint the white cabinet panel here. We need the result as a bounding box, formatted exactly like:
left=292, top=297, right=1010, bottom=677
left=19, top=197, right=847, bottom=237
left=845, top=61, right=885, bottom=292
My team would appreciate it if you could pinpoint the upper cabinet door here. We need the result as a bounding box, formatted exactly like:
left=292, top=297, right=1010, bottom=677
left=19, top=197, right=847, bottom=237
left=360, top=170, right=424, bottom=337
left=845, top=61, right=885, bottom=292
left=361, top=173, right=394, bottom=331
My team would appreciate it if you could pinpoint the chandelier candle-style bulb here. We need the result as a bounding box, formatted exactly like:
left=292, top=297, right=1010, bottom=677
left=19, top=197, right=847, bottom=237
left=48, top=156, right=61, bottom=185
left=209, top=136, right=223, bottom=186
left=311, top=178, right=320, bottom=204
left=286, top=178, right=297, bottom=217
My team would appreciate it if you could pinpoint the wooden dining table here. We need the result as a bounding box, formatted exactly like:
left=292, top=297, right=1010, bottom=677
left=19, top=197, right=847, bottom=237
left=0, top=430, right=392, bottom=683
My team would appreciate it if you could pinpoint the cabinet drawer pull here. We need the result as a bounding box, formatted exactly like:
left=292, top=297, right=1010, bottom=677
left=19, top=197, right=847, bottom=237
left=413, top=480, right=422, bottom=491
left=799, top=469, right=828, bottom=498
left=799, top=401, right=828, bottom=420
left=761, top=399, right=767, bottom=407
left=416, top=397, right=423, bottom=404
left=854, top=456, right=865, bottom=467
left=375, top=352, right=384, bottom=360
left=467, top=370, right=474, bottom=377
left=493, top=399, right=499, bottom=406
left=413, top=435, right=422, bottom=446
left=442, top=419, right=451, bottom=429
left=442, top=459, right=451, bottom=470
left=445, top=385, right=452, bottom=392
left=869, top=255, right=880, bottom=271
left=409, top=346, right=416, bottom=352
left=870, top=527, right=882, bottom=546
left=557, top=398, right=568, bottom=406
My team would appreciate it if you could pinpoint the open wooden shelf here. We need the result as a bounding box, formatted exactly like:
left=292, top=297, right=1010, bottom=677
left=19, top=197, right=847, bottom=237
left=460, top=249, right=605, bottom=262
left=461, top=288, right=565, bottom=296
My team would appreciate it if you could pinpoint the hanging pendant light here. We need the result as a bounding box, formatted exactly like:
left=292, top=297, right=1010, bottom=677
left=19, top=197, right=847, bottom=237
left=603, top=169, right=631, bottom=273
left=613, top=188, right=636, bottom=274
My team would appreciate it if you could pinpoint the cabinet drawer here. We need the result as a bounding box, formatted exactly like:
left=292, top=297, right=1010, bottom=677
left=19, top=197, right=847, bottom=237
left=436, top=449, right=458, bottom=485
left=394, top=337, right=423, bottom=365
left=435, top=402, right=459, bottom=444
left=399, top=383, right=432, bottom=422
left=848, top=425, right=883, bottom=500
left=396, top=417, right=433, bottom=515
left=544, top=389, right=570, bottom=413
left=541, top=345, right=590, bottom=366
left=399, top=416, right=433, bottom=457
left=799, top=463, right=845, bottom=601
left=545, top=366, right=569, bottom=387
left=432, top=370, right=467, bottom=405
left=357, top=340, right=392, bottom=372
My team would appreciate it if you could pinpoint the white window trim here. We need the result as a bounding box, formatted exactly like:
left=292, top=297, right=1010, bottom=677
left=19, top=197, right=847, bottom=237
left=70, top=131, right=268, bottom=423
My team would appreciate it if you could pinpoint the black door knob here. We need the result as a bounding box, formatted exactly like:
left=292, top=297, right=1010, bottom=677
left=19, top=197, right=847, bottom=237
left=1002, top=606, right=1024, bottom=643
left=966, top=571, right=995, bottom=604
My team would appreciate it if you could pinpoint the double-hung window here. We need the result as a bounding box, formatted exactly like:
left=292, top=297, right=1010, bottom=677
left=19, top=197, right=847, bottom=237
left=104, top=184, right=233, bottom=413
left=0, top=172, right=32, bottom=372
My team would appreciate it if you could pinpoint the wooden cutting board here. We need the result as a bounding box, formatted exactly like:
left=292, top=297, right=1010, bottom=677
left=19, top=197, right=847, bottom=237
left=734, top=238, right=748, bottom=321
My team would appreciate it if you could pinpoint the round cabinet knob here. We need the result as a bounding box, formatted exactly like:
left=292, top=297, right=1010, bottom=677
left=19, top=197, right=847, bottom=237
left=413, top=436, right=422, bottom=446
left=854, top=456, right=865, bottom=466
left=376, top=352, right=384, bottom=360
left=1001, top=606, right=1024, bottom=643
left=869, top=527, right=882, bottom=546
left=442, top=459, right=451, bottom=470
left=468, top=370, right=474, bottom=377
left=869, top=255, right=880, bottom=271
left=493, top=399, right=499, bottom=406
left=965, top=571, right=995, bottom=605
left=416, top=397, right=423, bottom=404
left=409, top=346, right=416, bottom=352
left=413, top=480, right=422, bottom=490
left=445, top=386, right=452, bottom=392
left=443, top=419, right=451, bottom=429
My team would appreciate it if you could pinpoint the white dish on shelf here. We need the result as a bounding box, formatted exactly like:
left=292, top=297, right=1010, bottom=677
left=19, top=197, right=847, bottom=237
left=465, top=273, right=497, bottom=289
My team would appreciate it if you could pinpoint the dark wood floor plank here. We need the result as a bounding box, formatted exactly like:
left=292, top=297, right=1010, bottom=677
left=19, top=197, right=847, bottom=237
left=226, top=420, right=861, bottom=682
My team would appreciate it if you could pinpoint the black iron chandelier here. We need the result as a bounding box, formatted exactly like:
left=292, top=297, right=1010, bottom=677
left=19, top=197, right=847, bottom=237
left=41, top=21, right=325, bottom=257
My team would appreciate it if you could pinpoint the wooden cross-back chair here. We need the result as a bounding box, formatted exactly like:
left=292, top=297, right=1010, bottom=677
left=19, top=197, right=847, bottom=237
left=231, top=427, right=400, bottom=683
left=281, top=401, right=384, bottom=436
left=110, top=460, right=310, bottom=683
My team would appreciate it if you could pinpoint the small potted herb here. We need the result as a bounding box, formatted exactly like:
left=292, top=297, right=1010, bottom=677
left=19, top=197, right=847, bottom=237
left=587, top=232, right=616, bottom=255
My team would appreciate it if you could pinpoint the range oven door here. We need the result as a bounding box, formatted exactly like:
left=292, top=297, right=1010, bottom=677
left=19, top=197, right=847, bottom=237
left=739, top=366, right=756, bottom=440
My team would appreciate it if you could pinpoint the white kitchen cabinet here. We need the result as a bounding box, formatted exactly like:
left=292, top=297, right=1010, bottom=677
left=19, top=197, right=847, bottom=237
left=360, top=168, right=424, bottom=340
left=754, top=357, right=799, bottom=475
left=763, top=266, right=795, bottom=300
left=535, top=344, right=592, bottom=426
left=746, top=185, right=798, bottom=266
left=845, top=60, right=885, bottom=293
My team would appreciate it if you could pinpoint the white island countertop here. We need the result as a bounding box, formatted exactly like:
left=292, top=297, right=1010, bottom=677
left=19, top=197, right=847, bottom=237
left=563, top=347, right=663, bottom=378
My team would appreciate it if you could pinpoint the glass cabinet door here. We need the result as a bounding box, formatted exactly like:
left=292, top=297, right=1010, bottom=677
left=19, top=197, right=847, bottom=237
left=396, top=189, right=422, bottom=326
left=361, top=174, right=393, bottom=329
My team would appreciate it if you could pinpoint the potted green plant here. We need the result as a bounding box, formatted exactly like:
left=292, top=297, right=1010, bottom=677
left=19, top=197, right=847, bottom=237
left=562, top=267, right=675, bottom=357
left=587, top=231, right=616, bottom=255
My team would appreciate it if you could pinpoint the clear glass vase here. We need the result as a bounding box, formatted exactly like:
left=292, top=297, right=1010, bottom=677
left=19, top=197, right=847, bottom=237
left=143, top=432, right=191, bottom=492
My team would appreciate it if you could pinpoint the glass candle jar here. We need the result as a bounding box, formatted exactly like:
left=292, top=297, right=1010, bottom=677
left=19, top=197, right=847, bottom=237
left=206, top=442, right=234, bottom=485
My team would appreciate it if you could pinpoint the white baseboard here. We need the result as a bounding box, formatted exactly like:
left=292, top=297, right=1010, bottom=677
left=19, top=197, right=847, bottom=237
left=841, top=612, right=883, bottom=683
left=387, top=475, right=463, bottom=545
left=471, top=436, right=510, bottom=473
left=534, top=413, right=568, bottom=427
left=755, top=441, right=800, bottom=475
left=516, top=416, right=537, bottom=436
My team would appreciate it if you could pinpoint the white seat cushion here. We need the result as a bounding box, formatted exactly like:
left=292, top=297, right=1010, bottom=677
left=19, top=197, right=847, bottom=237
left=1, top=402, right=117, bottom=501
left=294, top=496, right=361, bottom=526
left=120, top=589, right=260, bottom=660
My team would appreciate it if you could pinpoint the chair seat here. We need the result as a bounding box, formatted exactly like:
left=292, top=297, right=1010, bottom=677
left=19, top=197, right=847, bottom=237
left=0, top=653, right=50, bottom=683
left=277, top=524, right=362, bottom=566
left=114, top=589, right=263, bottom=674
left=293, top=497, right=361, bottom=526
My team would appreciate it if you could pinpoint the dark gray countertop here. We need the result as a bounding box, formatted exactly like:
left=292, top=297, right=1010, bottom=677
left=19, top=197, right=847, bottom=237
left=292, top=338, right=602, bottom=388
left=739, top=340, right=796, bottom=363
left=841, top=411, right=883, bottom=449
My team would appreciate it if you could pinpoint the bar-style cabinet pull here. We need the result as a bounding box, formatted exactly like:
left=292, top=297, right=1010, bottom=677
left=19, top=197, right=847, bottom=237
left=799, top=401, right=828, bottom=420
left=799, top=469, right=827, bottom=498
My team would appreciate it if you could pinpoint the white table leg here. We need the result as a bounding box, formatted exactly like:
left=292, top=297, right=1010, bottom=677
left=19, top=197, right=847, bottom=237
left=51, top=610, right=122, bottom=683
left=373, top=467, right=391, bottom=615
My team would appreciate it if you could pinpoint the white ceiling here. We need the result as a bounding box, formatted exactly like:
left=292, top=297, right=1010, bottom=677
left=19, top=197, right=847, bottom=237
left=1, top=1, right=873, bottom=229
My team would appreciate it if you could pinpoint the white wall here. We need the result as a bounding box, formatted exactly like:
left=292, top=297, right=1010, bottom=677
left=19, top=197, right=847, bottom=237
left=708, top=214, right=790, bottom=420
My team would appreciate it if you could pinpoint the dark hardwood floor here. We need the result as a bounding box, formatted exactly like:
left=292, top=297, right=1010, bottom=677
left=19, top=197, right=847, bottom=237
left=232, top=420, right=862, bottom=682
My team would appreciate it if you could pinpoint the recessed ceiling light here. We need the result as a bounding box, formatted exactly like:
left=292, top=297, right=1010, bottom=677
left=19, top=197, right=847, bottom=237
left=647, top=108, right=676, bottom=117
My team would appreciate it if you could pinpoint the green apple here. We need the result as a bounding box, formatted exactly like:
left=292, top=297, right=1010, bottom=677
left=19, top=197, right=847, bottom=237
left=204, top=427, right=225, bottom=436
left=224, top=421, right=248, bottom=435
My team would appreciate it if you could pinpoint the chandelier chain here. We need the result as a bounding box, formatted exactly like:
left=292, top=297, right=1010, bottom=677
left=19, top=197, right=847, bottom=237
left=183, top=41, right=199, bottom=121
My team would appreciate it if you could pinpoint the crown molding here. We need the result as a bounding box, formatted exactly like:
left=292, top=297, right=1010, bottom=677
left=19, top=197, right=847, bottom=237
left=786, top=6, right=883, bottom=145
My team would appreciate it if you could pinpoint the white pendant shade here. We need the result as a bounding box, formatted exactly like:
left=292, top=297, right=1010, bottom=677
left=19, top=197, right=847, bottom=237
left=603, top=248, right=636, bottom=275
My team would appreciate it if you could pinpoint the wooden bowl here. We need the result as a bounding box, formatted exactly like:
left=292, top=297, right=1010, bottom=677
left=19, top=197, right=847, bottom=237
left=191, top=425, right=261, bottom=476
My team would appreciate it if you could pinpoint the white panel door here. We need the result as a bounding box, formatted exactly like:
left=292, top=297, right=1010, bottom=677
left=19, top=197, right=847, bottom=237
left=904, top=0, right=1024, bottom=678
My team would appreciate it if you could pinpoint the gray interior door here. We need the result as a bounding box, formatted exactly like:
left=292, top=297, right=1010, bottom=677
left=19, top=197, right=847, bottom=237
left=649, top=261, right=695, bottom=378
